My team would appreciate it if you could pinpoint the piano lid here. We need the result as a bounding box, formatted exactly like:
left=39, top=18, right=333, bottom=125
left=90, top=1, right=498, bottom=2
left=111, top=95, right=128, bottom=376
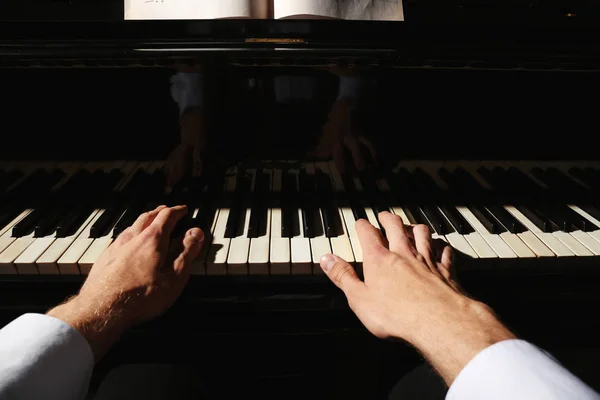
left=1, top=0, right=600, bottom=69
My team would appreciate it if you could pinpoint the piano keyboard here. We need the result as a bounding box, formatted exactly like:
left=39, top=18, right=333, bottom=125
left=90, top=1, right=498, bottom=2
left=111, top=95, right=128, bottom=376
left=1, top=160, right=600, bottom=277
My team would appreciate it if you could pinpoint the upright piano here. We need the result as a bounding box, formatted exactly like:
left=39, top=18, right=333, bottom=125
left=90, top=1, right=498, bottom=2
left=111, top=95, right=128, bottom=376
left=1, top=1, right=600, bottom=395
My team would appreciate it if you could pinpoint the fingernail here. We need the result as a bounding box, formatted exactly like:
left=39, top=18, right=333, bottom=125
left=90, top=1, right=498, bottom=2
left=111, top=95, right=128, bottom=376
left=320, top=254, right=336, bottom=272
left=189, top=228, right=204, bottom=241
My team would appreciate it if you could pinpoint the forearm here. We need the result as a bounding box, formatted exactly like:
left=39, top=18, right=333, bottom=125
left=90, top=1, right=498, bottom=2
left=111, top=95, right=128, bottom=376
left=408, top=298, right=516, bottom=386
left=47, top=294, right=130, bottom=362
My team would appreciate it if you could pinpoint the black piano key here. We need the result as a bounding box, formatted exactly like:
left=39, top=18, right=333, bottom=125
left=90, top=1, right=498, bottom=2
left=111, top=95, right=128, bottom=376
left=541, top=204, right=589, bottom=232
left=563, top=206, right=593, bottom=231
left=438, top=204, right=474, bottom=234
left=12, top=208, right=45, bottom=237
left=112, top=204, right=145, bottom=238
left=469, top=205, right=503, bottom=233
left=281, top=205, right=294, bottom=238
left=578, top=204, right=600, bottom=225
left=485, top=205, right=525, bottom=233
left=55, top=207, right=90, bottom=238
left=301, top=206, right=314, bottom=237
left=421, top=204, right=446, bottom=234
left=517, top=205, right=554, bottom=232
left=34, top=206, right=65, bottom=237
left=246, top=205, right=260, bottom=238
left=405, top=204, right=435, bottom=233
left=281, top=172, right=297, bottom=238
left=0, top=206, right=22, bottom=231
left=90, top=208, right=119, bottom=238
left=351, top=204, right=368, bottom=221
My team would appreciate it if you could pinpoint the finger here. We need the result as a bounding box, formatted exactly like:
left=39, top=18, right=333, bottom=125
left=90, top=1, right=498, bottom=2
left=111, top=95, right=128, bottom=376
left=358, top=137, right=378, bottom=166
left=171, top=228, right=205, bottom=277
left=343, top=136, right=366, bottom=172
left=440, top=245, right=453, bottom=271
left=355, top=219, right=387, bottom=257
left=413, top=224, right=434, bottom=265
left=129, top=205, right=167, bottom=235
left=148, top=205, right=188, bottom=242
left=377, top=212, right=415, bottom=256
left=320, top=254, right=366, bottom=296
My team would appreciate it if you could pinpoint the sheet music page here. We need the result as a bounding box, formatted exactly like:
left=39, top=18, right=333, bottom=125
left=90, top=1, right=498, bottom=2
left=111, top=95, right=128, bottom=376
left=125, top=0, right=270, bottom=20
left=273, top=0, right=403, bottom=20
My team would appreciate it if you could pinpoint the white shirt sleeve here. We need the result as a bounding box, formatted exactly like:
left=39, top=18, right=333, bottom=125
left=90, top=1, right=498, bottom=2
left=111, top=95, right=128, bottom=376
left=447, top=339, right=600, bottom=400
left=170, top=72, right=204, bottom=116
left=0, top=313, right=94, bottom=400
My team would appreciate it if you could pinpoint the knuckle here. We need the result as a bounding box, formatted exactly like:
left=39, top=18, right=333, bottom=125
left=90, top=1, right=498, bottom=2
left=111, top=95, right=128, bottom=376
left=330, top=263, right=354, bottom=284
left=115, top=229, right=133, bottom=243
left=143, top=224, right=163, bottom=242
left=414, top=224, right=430, bottom=237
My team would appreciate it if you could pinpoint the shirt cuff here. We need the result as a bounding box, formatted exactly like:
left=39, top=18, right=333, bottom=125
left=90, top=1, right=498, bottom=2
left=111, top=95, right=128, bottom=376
left=0, top=313, right=94, bottom=399
left=447, top=339, right=599, bottom=400
left=337, top=76, right=361, bottom=100
left=170, top=72, right=204, bottom=116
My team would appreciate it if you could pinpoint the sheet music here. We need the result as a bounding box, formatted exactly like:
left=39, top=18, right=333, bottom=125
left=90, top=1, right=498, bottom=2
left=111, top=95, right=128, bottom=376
left=273, top=0, right=403, bottom=20
left=125, top=0, right=269, bottom=20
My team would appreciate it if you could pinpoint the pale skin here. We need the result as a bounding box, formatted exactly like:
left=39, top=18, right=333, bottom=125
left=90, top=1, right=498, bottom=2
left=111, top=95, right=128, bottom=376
left=47, top=207, right=514, bottom=387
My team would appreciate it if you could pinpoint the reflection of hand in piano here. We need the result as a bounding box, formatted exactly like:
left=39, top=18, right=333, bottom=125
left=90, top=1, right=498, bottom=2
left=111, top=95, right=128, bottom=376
left=315, top=98, right=377, bottom=174
left=165, top=107, right=205, bottom=188
left=47, top=205, right=204, bottom=360
left=319, top=211, right=516, bottom=385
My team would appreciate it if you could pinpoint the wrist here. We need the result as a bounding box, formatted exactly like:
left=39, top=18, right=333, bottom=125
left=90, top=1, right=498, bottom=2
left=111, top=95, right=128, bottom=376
left=47, top=294, right=129, bottom=361
left=408, top=298, right=516, bottom=384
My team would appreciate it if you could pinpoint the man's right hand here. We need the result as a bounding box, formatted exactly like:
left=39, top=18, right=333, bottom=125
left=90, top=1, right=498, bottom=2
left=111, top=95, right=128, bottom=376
left=166, top=108, right=205, bottom=188
left=319, top=212, right=516, bottom=386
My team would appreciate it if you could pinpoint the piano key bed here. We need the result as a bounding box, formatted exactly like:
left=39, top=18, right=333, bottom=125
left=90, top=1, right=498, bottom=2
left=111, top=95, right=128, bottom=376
left=1, top=160, right=600, bottom=279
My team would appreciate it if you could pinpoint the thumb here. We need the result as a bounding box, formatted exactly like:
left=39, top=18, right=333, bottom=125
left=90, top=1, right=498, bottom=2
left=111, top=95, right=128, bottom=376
left=320, top=254, right=365, bottom=295
left=172, top=228, right=205, bottom=277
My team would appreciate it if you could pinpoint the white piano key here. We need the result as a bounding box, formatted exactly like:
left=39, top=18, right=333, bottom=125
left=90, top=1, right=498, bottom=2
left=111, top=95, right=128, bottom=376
left=340, top=206, right=362, bottom=263
left=454, top=207, right=498, bottom=259
left=353, top=176, right=381, bottom=229
left=566, top=205, right=600, bottom=254
left=206, top=171, right=236, bottom=275
left=269, top=169, right=291, bottom=275
left=248, top=170, right=272, bottom=275
left=0, top=210, right=34, bottom=274
left=0, top=234, right=37, bottom=274
left=330, top=208, right=355, bottom=261
left=287, top=168, right=312, bottom=275
left=227, top=169, right=256, bottom=275
left=0, top=164, right=81, bottom=274
left=498, top=232, right=537, bottom=258
left=328, top=163, right=362, bottom=266
left=77, top=162, right=157, bottom=274
left=55, top=163, right=140, bottom=275
left=39, top=209, right=103, bottom=275
left=455, top=206, right=516, bottom=258
left=291, top=208, right=312, bottom=275
left=308, top=163, right=332, bottom=274
left=504, top=205, right=572, bottom=257
left=552, top=231, right=593, bottom=256
left=516, top=165, right=596, bottom=257
left=445, top=232, right=478, bottom=259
